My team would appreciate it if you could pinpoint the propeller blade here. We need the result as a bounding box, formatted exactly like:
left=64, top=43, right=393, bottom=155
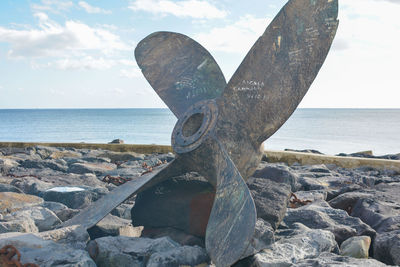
left=216, top=0, right=339, bottom=147
left=62, top=158, right=186, bottom=229
left=135, top=31, right=226, bottom=118
left=203, top=139, right=257, bottom=267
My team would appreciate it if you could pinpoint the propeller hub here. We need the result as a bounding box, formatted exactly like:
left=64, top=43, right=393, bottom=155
left=172, top=99, right=218, bottom=154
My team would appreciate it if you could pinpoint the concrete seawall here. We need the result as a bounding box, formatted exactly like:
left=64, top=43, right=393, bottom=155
left=0, top=142, right=399, bottom=173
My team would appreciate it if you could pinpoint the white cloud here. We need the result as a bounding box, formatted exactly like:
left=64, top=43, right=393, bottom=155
left=300, top=0, right=400, bottom=108
left=0, top=12, right=129, bottom=59
left=129, top=0, right=227, bottom=19
left=78, top=1, right=111, bottom=14
left=50, top=56, right=115, bottom=70
left=195, top=15, right=270, bottom=53
left=31, top=0, right=74, bottom=13
left=120, top=68, right=141, bottom=78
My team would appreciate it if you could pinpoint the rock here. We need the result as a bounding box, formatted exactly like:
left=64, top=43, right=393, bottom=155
left=240, top=223, right=337, bottom=266
left=373, top=230, right=400, bottom=266
left=291, top=190, right=327, bottom=202
left=108, top=139, right=124, bottom=144
left=293, top=252, right=390, bottom=267
left=68, top=162, right=117, bottom=175
left=86, top=236, right=209, bottom=267
left=3, top=206, right=61, bottom=232
left=329, top=183, right=400, bottom=232
left=142, top=227, right=205, bottom=247
left=111, top=203, right=133, bottom=220
left=11, top=177, right=54, bottom=196
left=247, top=178, right=291, bottom=229
left=41, top=201, right=80, bottom=222
left=98, top=151, right=145, bottom=163
left=49, top=150, right=82, bottom=159
left=340, top=236, right=371, bottom=258
left=0, top=218, right=39, bottom=233
left=132, top=174, right=215, bottom=237
left=0, top=157, right=19, bottom=172
left=0, top=232, right=96, bottom=266
left=0, top=183, right=23, bottom=193
left=252, top=162, right=298, bottom=191
left=20, top=158, right=68, bottom=172
left=308, top=164, right=332, bottom=173
left=0, top=192, right=44, bottom=214
left=88, top=214, right=142, bottom=239
left=242, top=219, right=275, bottom=259
left=34, top=145, right=63, bottom=159
left=38, top=225, right=90, bottom=250
left=104, top=167, right=143, bottom=179
left=283, top=201, right=375, bottom=244
left=43, top=186, right=108, bottom=209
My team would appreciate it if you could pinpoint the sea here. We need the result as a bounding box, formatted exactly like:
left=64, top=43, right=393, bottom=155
left=0, top=108, right=399, bottom=156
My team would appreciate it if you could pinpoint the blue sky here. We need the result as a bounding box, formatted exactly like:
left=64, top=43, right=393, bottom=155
left=0, top=0, right=399, bottom=109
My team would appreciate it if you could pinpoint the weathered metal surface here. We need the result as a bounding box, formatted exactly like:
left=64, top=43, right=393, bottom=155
left=135, top=32, right=226, bottom=118
left=63, top=0, right=339, bottom=266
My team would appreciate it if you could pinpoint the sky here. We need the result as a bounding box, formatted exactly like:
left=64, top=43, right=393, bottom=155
left=0, top=0, right=399, bottom=109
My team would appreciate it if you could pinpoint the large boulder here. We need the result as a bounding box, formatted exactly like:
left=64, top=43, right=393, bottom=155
left=283, top=201, right=375, bottom=244
left=329, top=183, right=400, bottom=232
left=238, top=223, right=337, bottom=266
left=0, top=232, right=96, bottom=266
left=3, top=206, right=61, bottom=232
left=373, top=230, right=400, bottom=266
left=20, top=159, right=68, bottom=172
left=253, top=162, right=298, bottom=191
left=247, top=178, right=291, bottom=230
left=86, top=236, right=209, bottom=267
left=0, top=192, right=44, bottom=214
left=68, top=162, right=117, bottom=176
left=292, top=252, right=389, bottom=267
left=42, top=186, right=108, bottom=209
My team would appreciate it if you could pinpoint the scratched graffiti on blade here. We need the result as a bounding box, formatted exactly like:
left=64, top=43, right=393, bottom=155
left=63, top=0, right=339, bottom=266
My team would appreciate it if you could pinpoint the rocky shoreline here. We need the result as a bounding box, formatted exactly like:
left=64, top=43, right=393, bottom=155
left=0, top=145, right=399, bottom=266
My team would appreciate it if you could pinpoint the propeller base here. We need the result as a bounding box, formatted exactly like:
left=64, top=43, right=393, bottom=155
left=172, top=99, right=218, bottom=154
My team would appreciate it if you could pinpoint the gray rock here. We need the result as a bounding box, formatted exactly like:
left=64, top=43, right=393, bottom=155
left=41, top=201, right=80, bottom=222
left=242, top=219, right=275, bottom=259
left=104, top=167, right=143, bottom=179
left=0, top=218, right=39, bottom=233
left=132, top=174, right=214, bottom=237
left=20, top=158, right=68, bottom=172
left=11, top=177, right=54, bottom=196
left=253, top=162, right=298, bottom=191
left=68, top=162, right=117, bottom=175
left=38, top=225, right=90, bottom=250
left=240, top=223, right=337, bottom=267
left=247, top=178, right=291, bottom=230
left=88, top=214, right=142, bottom=239
left=87, top=236, right=209, bottom=267
left=293, top=252, right=390, bottom=267
left=340, top=236, right=371, bottom=258
left=3, top=206, right=61, bottom=232
left=141, top=227, right=205, bottom=247
left=0, top=192, right=44, bottom=214
left=111, top=203, right=133, bottom=220
left=291, top=190, right=327, bottom=202
left=0, top=183, right=23, bottom=193
left=43, top=186, right=108, bottom=209
left=329, top=183, right=400, bottom=232
left=373, top=230, right=400, bottom=266
left=283, top=201, right=375, bottom=244
left=0, top=157, right=19, bottom=172
left=98, top=151, right=145, bottom=163
left=0, top=232, right=96, bottom=267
